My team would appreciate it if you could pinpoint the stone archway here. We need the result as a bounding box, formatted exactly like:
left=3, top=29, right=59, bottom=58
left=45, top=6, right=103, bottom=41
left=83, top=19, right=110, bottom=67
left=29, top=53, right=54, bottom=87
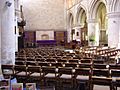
left=88, top=0, right=107, bottom=46
left=96, top=3, right=107, bottom=46
left=67, top=12, right=74, bottom=42
left=76, top=6, right=88, bottom=46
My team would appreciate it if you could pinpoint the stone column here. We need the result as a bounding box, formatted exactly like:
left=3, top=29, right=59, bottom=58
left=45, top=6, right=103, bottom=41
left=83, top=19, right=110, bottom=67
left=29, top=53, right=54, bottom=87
left=1, top=0, right=15, bottom=65
left=67, top=28, right=72, bottom=43
left=0, top=0, right=3, bottom=79
left=107, top=12, right=120, bottom=48
left=87, top=19, right=100, bottom=46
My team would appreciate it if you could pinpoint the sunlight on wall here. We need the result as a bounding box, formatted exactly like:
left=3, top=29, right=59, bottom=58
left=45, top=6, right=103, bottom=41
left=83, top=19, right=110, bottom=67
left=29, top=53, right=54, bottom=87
left=67, top=0, right=75, bottom=8
left=20, top=0, right=30, bottom=4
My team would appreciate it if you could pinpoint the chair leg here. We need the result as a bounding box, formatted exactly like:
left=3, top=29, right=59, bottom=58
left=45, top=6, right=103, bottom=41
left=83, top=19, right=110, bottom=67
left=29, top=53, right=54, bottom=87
left=110, top=83, right=116, bottom=90
left=89, top=84, right=93, bottom=90
left=89, top=81, right=93, bottom=90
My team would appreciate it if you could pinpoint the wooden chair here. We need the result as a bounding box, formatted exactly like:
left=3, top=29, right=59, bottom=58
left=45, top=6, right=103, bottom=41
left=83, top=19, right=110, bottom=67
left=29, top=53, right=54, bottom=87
left=15, top=57, right=26, bottom=61
left=15, top=61, right=25, bottom=66
left=64, top=62, right=77, bottom=68
left=36, top=58, right=45, bottom=62
left=93, top=59, right=105, bottom=64
left=27, top=66, right=43, bottom=83
left=45, top=58, right=56, bottom=63
left=109, top=64, right=120, bottom=90
left=26, top=61, right=37, bottom=66
left=77, top=63, right=91, bottom=68
left=50, top=62, right=63, bottom=67
left=58, top=67, right=75, bottom=89
left=68, top=59, right=79, bottom=63
left=93, top=64, right=107, bottom=69
left=75, top=67, right=91, bottom=90
left=14, top=65, right=28, bottom=83
left=81, top=59, right=92, bottom=63
left=26, top=57, right=35, bottom=61
left=92, top=64, right=112, bottom=90
left=1, top=64, right=14, bottom=79
left=57, top=58, right=67, bottom=63
left=38, top=62, right=50, bottom=67
left=42, top=66, right=59, bottom=87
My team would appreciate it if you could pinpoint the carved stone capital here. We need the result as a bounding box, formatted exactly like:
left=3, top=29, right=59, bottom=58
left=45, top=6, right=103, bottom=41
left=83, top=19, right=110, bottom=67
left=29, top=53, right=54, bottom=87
left=87, top=19, right=97, bottom=23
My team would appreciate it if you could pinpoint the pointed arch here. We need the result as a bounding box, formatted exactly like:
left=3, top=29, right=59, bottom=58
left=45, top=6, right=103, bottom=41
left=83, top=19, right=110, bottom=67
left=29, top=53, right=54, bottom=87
left=67, top=12, right=74, bottom=42
left=76, top=4, right=87, bottom=27
left=89, top=0, right=107, bottom=19
left=114, top=0, right=120, bottom=12
left=108, top=0, right=120, bottom=14
left=96, top=3, right=107, bottom=29
left=89, top=0, right=108, bottom=46
left=67, top=12, right=74, bottom=28
left=75, top=4, right=88, bottom=46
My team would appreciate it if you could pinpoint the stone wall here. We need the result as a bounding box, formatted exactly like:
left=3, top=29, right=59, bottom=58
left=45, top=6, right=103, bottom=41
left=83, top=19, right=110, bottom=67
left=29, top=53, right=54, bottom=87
left=22, top=0, right=66, bottom=31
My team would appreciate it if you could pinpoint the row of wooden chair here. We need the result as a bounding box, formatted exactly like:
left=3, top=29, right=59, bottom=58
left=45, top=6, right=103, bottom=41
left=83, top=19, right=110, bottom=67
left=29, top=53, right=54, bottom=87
left=13, top=46, right=120, bottom=90
left=2, top=63, right=120, bottom=90
left=16, top=46, right=119, bottom=64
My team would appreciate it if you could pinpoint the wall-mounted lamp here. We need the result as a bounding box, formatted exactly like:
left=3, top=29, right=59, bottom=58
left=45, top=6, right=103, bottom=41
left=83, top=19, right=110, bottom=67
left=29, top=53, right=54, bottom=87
left=5, top=1, right=12, bottom=7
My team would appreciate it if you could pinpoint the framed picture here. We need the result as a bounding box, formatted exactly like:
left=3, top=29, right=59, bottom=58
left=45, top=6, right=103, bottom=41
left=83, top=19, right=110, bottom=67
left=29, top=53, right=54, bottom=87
left=26, top=83, right=36, bottom=90
left=12, top=83, right=23, bottom=90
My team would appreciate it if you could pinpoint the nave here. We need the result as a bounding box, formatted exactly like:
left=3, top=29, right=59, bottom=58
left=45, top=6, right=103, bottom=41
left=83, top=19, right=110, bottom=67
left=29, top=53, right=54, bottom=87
left=1, top=0, right=120, bottom=90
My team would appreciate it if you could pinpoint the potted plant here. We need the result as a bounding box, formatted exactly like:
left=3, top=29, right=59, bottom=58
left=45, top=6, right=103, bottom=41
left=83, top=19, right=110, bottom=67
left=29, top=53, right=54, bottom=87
left=89, top=33, right=95, bottom=42
left=89, top=33, right=95, bottom=46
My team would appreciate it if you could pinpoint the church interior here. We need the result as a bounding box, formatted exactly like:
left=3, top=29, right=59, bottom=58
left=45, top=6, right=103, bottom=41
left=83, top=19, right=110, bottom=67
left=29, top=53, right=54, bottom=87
left=0, top=0, right=120, bottom=90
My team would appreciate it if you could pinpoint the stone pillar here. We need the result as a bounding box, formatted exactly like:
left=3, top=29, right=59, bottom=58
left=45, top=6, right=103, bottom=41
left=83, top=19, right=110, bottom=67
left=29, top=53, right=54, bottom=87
left=107, top=12, right=120, bottom=48
left=0, top=0, right=3, bottom=79
left=87, top=19, right=99, bottom=46
left=67, top=28, right=72, bottom=43
left=1, top=0, right=15, bottom=65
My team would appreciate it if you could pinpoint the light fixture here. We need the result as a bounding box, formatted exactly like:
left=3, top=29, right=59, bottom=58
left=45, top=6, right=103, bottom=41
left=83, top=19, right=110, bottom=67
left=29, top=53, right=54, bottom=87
left=5, top=1, right=12, bottom=7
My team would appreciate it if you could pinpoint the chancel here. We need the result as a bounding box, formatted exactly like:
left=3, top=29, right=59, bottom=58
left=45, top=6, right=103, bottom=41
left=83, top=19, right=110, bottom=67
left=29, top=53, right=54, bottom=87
left=0, top=0, right=120, bottom=90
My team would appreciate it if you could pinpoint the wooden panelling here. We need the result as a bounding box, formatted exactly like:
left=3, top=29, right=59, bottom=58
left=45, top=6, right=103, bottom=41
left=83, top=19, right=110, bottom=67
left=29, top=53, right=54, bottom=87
left=54, top=31, right=67, bottom=45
